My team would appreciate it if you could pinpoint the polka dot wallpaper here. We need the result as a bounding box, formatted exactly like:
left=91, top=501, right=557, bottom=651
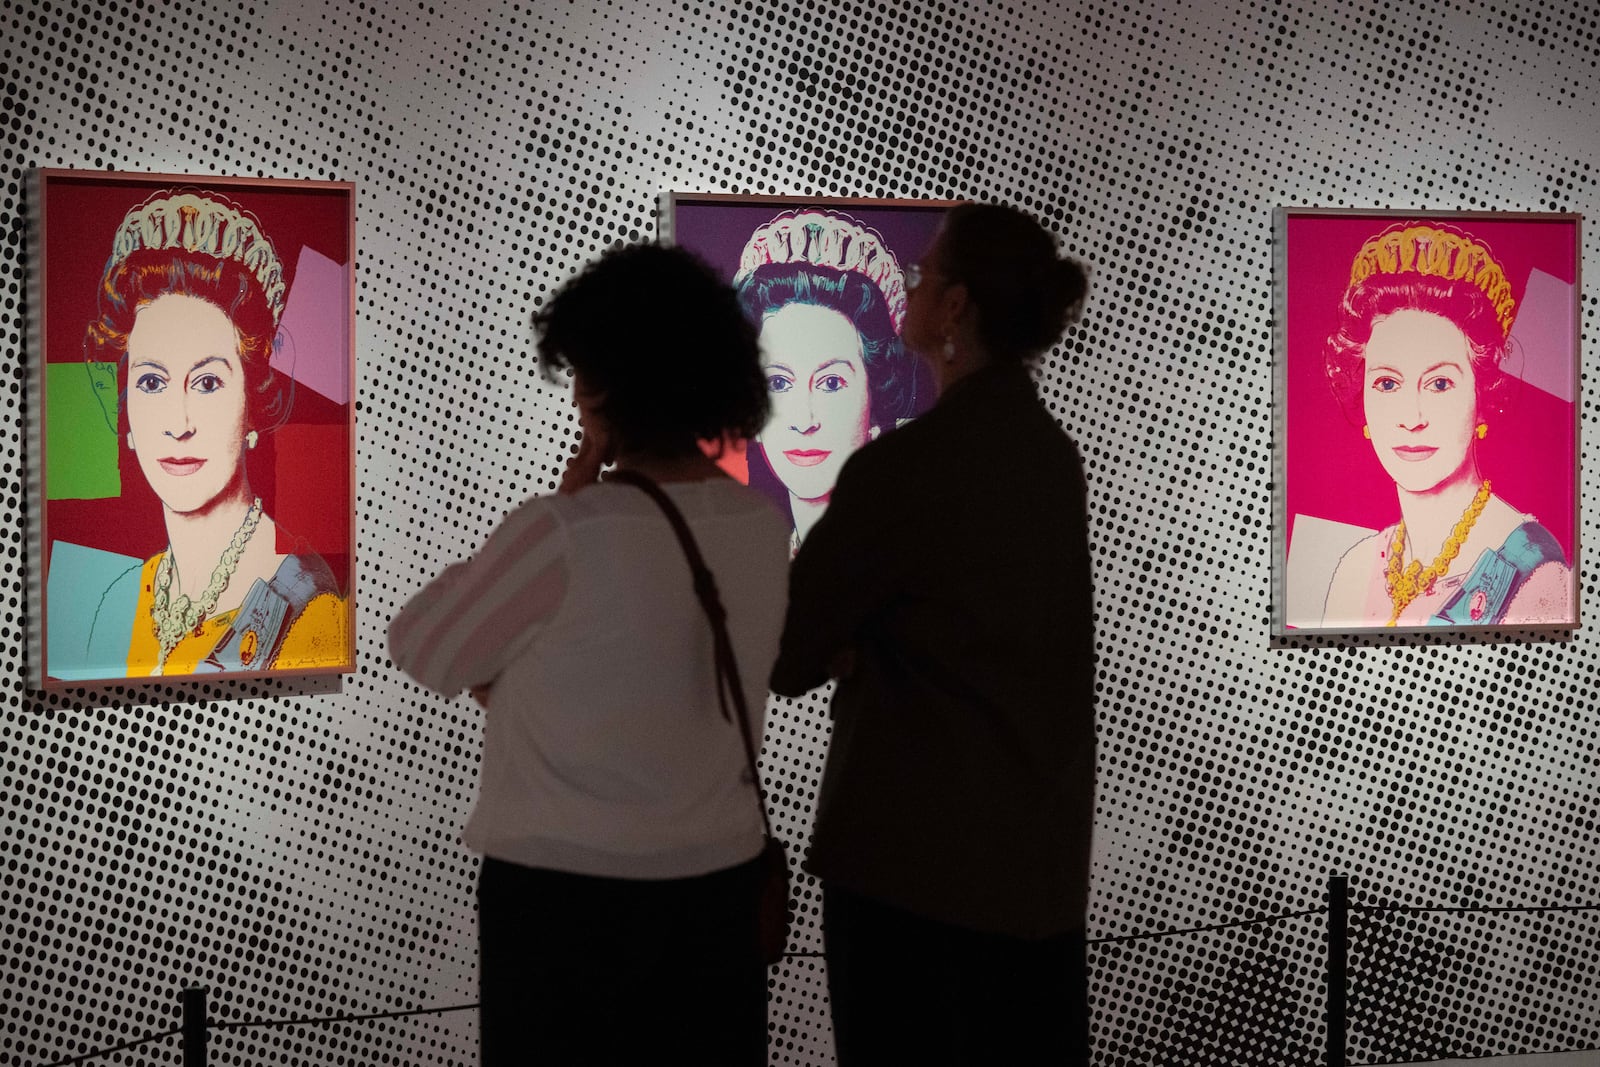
left=3, top=1, right=1596, bottom=1064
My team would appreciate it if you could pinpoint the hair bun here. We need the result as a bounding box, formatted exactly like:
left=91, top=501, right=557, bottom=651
left=942, top=202, right=1088, bottom=360
left=1053, top=257, right=1090, bottom=321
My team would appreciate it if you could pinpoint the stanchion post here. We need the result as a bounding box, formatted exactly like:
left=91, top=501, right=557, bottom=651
left=182, top=986, right=208, bottom=1067
left=1327, top=875, right=1349, bottom=1067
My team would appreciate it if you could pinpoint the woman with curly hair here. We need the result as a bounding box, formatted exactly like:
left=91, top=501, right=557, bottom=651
left=391, top=242, right=787, bottom=1065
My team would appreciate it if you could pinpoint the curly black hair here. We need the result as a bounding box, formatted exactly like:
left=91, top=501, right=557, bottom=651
left=533, top=243, right=769, bottom=456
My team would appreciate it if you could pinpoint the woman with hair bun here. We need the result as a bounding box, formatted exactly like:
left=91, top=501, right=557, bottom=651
left=771, top=202, right=1096, bottom=1065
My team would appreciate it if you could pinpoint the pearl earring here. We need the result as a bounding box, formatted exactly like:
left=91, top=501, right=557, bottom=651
left=942, top=335, right=956, bottom=363
left=1476, top=423, right=1488, bottom=440
left=1362, top=425, right=1370, bottom=440
left=246, top=430, right=259, bottom=450
left=127, top=432, right=136, bottom=451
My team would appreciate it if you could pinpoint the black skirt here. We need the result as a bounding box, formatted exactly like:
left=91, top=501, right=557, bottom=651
left=476, top=852, right=768, bottom=1066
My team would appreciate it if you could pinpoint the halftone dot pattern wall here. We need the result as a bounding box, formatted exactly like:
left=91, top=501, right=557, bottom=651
left=3, top=1, right=1597, bottom=1065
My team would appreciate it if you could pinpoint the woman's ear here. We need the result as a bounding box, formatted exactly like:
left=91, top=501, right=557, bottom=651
left=571, top=373, right=618, bottom=462
left=940, top=280, right=972, bottom=336
left=571, top=370, right=602, bottom=410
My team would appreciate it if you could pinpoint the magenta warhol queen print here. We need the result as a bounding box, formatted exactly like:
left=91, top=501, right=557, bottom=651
left=1274, top=210, right=1581, bottom=634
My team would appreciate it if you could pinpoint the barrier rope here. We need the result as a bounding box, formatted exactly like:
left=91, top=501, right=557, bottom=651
left=38, top=897, right=1600, bottom=1066
left=38, top=1005, right=475, bottom=1067
left=40, top=1026, right=181, bottom=1067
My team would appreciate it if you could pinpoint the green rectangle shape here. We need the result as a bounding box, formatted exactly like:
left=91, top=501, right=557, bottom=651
left=47, top=362, right=121, bottom=500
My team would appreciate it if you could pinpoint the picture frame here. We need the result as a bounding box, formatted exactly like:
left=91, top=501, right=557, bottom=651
left=661, top=192, right=956, bottom=554
left=30, top=169, right=356, bottom=686
left=1273, top=208, right=1581, bottom=634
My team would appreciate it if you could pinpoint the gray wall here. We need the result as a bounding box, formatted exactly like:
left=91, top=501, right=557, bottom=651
left=3, top=1, right=1597, bottom=1064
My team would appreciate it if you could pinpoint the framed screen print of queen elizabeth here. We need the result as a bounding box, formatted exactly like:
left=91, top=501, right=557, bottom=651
left=663, top=193, right=954, bottom=556
left=1273, top=209, right=1580, bottom=634
left=31, top=170, right=356, bottom=686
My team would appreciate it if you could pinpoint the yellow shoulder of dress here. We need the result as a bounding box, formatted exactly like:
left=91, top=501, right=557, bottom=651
left=272, top=593, right=350, bottom=671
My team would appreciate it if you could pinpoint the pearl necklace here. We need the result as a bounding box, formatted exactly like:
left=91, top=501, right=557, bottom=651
left=151, top=497, right=264, bottom=670
left=1384, top=480, right=1491, bottom=627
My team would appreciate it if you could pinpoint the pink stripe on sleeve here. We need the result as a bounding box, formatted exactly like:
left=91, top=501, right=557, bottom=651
left=390, top=508, right=566, bottom=692
left=387, top=562, right=463, bottom=664
left=451, top=510, right=563, bottom=620
left=458, top=559, right=568, bottom=668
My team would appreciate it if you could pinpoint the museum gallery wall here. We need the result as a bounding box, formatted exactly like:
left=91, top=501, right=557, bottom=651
left=3, top=2, right=1596, bottom=1065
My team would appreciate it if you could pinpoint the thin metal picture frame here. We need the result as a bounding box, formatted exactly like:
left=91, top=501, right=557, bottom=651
left=30, top=169, right=357, bottom=686
left=1272, top=207, right=1581, bottom=635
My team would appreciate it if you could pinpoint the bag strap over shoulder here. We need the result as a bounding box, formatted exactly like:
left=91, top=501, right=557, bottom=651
left=607, top=469, right=774, bottom=840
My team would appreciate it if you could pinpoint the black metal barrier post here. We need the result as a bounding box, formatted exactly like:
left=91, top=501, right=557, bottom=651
left=1327, top=875, right=1349, bottom=1067
left=182, top=986, right=207, bottom=1067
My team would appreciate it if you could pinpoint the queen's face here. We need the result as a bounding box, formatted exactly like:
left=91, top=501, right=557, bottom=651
left=757, top=302, right=875, bottom=504
left=125, top=293, right=250, bottom=515
left=1362, top=308, right=1479, bottom=495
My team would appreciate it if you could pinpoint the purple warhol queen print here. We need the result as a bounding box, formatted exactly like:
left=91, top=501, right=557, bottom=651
left=669, top=197, right=950, bottom=553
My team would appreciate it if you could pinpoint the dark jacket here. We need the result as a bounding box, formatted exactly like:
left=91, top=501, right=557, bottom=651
left=771, top=361, right=1096, bottom=938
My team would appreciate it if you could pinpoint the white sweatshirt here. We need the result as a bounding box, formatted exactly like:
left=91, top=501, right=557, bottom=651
left=390, top=478, right=789, bottom=879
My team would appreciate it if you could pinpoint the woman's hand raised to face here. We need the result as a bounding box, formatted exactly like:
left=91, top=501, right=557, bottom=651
left=560, top=375, right=614, bottom=495
left=559, top=409, right=617, bottom=495
left=828, top=647, right=857, bottom=681
left=558, top=432, right=607, bottom=494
